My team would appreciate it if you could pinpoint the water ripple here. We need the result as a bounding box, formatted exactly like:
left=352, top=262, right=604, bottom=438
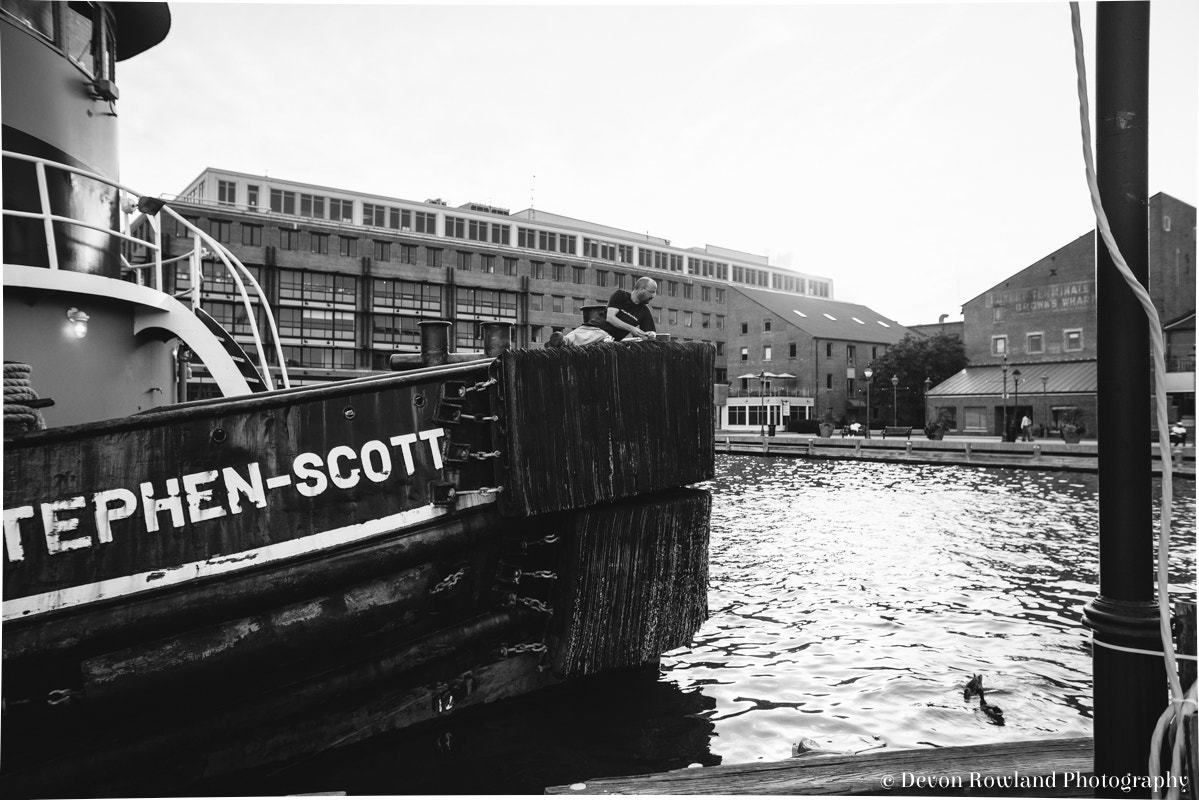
left=668, top=456, right=1196, bottom=763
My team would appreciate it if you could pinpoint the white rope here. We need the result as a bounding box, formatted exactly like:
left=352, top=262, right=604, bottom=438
left=1092, top=636, right=1199, bottom=662
left=1068, top=6, right=1185, bottom=798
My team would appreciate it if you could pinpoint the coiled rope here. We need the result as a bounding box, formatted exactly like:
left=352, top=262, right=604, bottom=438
left=1067, top=6, right=1190, bottom=798
left=3, top=362, right=46, bottom=433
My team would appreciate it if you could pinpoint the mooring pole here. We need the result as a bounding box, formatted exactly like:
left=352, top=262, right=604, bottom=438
left=1082, top=3, right=1163, bottom=796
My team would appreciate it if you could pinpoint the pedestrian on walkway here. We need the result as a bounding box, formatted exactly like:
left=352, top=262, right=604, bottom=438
left=1021, top=414, right=1034, bottom=442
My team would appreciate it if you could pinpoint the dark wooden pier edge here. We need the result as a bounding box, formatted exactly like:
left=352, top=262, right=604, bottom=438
left=1, top=341, right=716, bottom=796
left=714, top=434, right=1195, bottom=479
left=547, top=737, right=1097, bottom=796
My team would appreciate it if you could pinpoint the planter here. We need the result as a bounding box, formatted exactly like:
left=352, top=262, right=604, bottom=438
left=926, top=431, right=945, bottom=441
left=818, top=423, right=834, bottom=439
left=1061, top=430, right=1082, bottom=444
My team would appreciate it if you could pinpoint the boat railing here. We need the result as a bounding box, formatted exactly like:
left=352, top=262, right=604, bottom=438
left=1, top=150, right=290, bottom=391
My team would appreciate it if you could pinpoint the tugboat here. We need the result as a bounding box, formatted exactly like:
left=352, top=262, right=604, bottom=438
left=1, top=3, right=714, bottom=795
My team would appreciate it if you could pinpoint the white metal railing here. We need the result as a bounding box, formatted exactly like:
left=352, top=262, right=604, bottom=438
left=2, top=150, right=290, bottom=390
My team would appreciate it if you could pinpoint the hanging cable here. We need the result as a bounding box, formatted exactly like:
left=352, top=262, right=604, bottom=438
left=1068, top=6, right=1190, bottom=798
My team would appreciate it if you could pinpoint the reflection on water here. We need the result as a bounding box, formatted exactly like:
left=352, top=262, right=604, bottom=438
left=674, top=456, right=1195, bottom=763
left=231, top=456, right=1194, bottom=794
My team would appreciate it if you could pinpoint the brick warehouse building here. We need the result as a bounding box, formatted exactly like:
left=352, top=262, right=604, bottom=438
left=927, top=192, right=1195, bottom=437
left=721, top=286, right=910, bottom=432
left=131, top=168, right=837, bottom=397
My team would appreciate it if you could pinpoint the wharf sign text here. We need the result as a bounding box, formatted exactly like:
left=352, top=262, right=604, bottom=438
left=3, top=427, right=446, bottom=564
left=986, top=280, right=1093, bottom=315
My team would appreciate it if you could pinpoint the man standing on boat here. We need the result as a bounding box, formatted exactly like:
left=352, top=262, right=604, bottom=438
left=550, top=277, right=658, bottom=346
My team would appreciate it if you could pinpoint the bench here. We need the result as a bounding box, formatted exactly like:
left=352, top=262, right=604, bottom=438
left=882, top=426, right=913, bottom=439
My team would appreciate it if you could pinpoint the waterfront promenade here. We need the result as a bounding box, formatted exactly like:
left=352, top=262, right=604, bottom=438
left=716, top=431, right=1195, bottom=478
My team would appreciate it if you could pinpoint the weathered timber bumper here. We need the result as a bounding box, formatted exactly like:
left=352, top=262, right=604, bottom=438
left=490, top=341, right=715, bottom=516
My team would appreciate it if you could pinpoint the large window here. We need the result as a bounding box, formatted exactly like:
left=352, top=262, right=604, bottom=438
left=414, top=211, right=437, bottom=234
left=456, top=251, right=472, bottom=271
left=206, top=300, right=256, bottom=337
left=279, top=229, right=299, bottom=250
left=1026, top=332, right=1044, bottom=355
left=310, top=232, right=329, bottom=255
left=278, top=269, right=356, bottom=306
left=281, top=345, right=355, bottom=370
left=1064, top=329, right=1084, bottom=352
left=278, top=307, right=355, bottom=342
left=992, top=335, right=1008, bottom=356
left=445, top=216, right=466, bottom=239
left=218, top=180, right=237, bottom=206
left=210, top=219, right=232, bottom=243
left=300, top=193, right=325, bottom=219
left=173, top=262, right=263, bottom=298
left=271, top=189, right=296, bottom=214
left=339, top=236, right=358, bottom=258
left=455, top=287, right=518, bottom=320
left=241, top=224, right=262, bottom=247
left=372, top=313, right=421, bottom=350
left=329, top=199, right=353, bottom=222
left=373, top=240, right=390, bottom=262
left=373, top=278, right=441, bottom=314
left=964, top=406, right=987, bottom=431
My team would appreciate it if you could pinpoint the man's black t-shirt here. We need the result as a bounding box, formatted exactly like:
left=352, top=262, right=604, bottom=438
left=586, top=289, right=655, bottom=341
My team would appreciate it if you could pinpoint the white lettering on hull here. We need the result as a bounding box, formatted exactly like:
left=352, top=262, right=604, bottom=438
left=2, top=427, right=447, bottom=565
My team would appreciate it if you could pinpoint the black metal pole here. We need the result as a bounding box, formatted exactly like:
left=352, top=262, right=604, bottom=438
left=1082, top=4, right=1162, bottom=796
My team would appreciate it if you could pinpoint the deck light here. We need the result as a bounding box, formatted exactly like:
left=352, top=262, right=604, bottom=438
left=66, top=308, right=89, bottom=339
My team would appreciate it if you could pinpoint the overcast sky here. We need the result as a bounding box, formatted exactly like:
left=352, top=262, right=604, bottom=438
left=116, top=0, right=1197, bottom=327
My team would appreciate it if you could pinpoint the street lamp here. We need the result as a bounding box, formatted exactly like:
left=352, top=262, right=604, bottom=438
left=756, top=370, right=778, bottom=438
left=1013, top=369, right=1022, bottom=439
left=924, top=376, right=932, bottom=425
left=863, top=366, right=873, bottom=438
left=759, top=370, right=766, bottom=438
left=891, top=374, right=899, bottom=427
left=1041, top=374, right=1049, bottom=434
left=1001, top=356, right=1009, bottom=441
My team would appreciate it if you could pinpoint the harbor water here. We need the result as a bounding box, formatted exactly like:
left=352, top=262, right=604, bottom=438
left=221, top=455, right=1196, bottom=796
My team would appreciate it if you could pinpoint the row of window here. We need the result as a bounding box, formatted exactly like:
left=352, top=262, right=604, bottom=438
left=992, top=330, right=1084, bottom=356
left=738, top=341, right=884, bottom=363
left=157, top=218, right=732, bottom=305
left=166, top=195, right=822, bottom=297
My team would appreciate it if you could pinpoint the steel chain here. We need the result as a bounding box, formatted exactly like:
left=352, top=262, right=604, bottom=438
left=429, top=567, right=466, bottom=595
left=519, top=570, right=558, bottom=581
left=514, top=596, right=552, bottom=614
left=500, top=642, right=547, bottom=658
left=48, top=688, right=82, bottom=706
left=469, top=450, right=502, bottom=461
left=464, top=378, right=497, bottom=394
left=459, top=413, right=499, bottom=422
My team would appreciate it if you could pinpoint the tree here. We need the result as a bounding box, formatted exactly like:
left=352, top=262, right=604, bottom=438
left=866, top=333, right=968, bottom=427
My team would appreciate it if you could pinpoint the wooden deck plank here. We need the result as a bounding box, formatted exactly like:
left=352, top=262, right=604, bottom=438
left=546, top=737, right=1095, bottom=795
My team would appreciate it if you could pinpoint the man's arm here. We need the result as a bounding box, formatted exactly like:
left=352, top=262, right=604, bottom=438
left=605, top=306, right=653, bottom=338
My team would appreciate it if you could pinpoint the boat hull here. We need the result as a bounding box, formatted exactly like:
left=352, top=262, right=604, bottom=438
left=2, top=343, right=715, bottom=795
